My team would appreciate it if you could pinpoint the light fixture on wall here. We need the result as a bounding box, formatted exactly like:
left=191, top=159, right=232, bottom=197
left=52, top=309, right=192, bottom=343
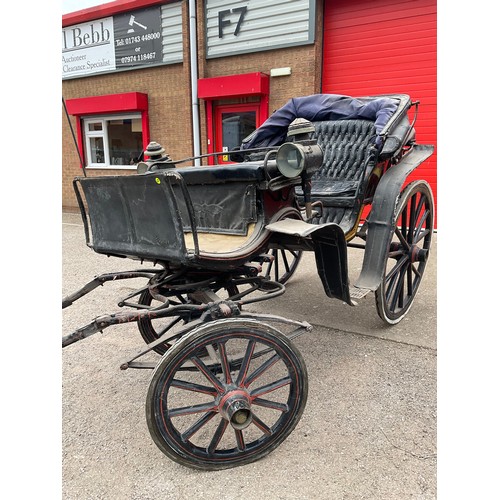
left=270, top=67, right=292, bottom=77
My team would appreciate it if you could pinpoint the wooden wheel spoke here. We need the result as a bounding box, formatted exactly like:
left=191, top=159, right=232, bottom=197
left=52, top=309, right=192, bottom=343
left=411, top=262, right=423, bottom=280
left=251, top=414, right=273, bottom=435
left=244, top=354, right=281, bottom=387
left=154, top=316, right=183, bottom=337
left=252, top=398, right=288, bottom=413
left=413, top=210, right=431, bottom=244
left=235, top=429, right=245, bottom=451
left=168, top=401, right=218, bottom=418
left=207, top=418, right=229, bottom=455
left=386, top=254, right=409, bottom=283
left=394, top=226, right=411, bottom=251
left=280, top=250, right=291, bottom=273
left=235, top=340, right=256, bottom=386
left=217, top=341, right=232, bottom=385
left=181, top=411, right=218, bottom=442
left=250, top=376, right=291, bottom=398
left=406, top=260, right=413, bottom=298
left=390, top=262, right=410, bottom=311
left=170, top=378, right=218, bottom=396
left=408, top=193, right=417, bottom=242
left=191, top=355, right=225, bottom=393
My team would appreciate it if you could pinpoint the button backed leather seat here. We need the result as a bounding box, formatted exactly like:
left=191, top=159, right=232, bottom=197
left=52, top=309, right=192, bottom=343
left=297, top=119, right=377, bottom=232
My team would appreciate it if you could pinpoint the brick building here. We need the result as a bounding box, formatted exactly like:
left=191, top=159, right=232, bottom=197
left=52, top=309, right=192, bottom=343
left=62, top=0, right=436, bottom=215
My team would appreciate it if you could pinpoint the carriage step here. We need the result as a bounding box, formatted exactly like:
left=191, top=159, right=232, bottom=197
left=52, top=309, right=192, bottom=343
left=349, top=286, right=371, bottom=300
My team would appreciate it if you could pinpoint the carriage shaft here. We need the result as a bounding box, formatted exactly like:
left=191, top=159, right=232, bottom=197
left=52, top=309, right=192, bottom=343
left=62, top=270, right=159, bottom=309
left=62, top=303, right=203, bottom=348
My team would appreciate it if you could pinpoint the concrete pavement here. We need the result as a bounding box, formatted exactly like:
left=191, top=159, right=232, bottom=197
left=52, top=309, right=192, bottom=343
left=62, top=211, right=436, bottom=499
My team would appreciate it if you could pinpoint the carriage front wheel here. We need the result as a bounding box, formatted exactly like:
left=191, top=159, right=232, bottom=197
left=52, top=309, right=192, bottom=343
left=375, top=180, right=434, bottom=324
left=145, top=318, right=308, bottom=470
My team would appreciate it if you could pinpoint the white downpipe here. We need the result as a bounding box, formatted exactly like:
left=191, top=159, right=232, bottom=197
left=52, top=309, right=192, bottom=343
left=189, top=0, right=201, bottom=166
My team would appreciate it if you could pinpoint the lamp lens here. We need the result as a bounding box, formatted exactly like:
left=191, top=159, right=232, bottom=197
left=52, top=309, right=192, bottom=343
left=276, top=143, right=304, bottom=177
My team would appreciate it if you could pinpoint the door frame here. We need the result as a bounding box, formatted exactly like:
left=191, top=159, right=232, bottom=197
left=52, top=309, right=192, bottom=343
left=198, top=72, right=270, bottom=165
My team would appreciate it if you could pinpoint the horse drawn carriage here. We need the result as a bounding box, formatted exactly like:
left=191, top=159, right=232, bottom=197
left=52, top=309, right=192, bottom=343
left=63, top=93, right=434, bottom=470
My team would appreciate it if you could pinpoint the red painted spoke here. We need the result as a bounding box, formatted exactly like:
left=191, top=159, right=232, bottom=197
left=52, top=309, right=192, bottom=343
left=170, top=378, right=218, bottom=396
left=252, top=398, right=288, bottom=413
left=168, top=401, right=218, bottom=418
left=244, top=353, right=281, bottom=387
left=235, top=429, right=245, bottom=451
left=217, top=341, right=232, bottom=385
left=250, top=376, right=291, bottom=398
left=207, top=418, right=229, bottom=455
left=235, top=340, right=256, bottom=386
left=181, top=411, right=218, bottom=442
left=251, top=414, right=273, bottom=435
left=190, top=355, right=225, bottom=393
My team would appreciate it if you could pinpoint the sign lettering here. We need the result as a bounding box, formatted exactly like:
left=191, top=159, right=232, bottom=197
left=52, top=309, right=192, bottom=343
left=218, top=7, right=248, bottom=38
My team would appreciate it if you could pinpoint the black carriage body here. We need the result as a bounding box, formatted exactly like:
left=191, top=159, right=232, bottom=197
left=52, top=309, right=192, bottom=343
left=74, top=92, right=433, bottom=302
left=74, top=162, right=299, bottom=271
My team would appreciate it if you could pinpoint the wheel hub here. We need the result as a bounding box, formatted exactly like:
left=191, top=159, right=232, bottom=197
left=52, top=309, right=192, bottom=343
left=410, top=245, right=428, bottom=263
left=218, top=389, right=253, bottom=430
left=390, top=242, right=428, bottom=263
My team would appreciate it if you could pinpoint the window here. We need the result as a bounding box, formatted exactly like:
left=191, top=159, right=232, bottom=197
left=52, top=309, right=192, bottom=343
left=83, top=114, right=143, bottom=168
left=65, top=92, right=150, bottom=171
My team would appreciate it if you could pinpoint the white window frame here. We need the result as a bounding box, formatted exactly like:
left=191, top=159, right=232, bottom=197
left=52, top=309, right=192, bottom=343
left=83, top=113, right=142, bottom=170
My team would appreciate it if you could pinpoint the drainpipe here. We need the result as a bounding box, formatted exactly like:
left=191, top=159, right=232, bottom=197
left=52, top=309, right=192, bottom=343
left=189, top=0, right=201, bottom=166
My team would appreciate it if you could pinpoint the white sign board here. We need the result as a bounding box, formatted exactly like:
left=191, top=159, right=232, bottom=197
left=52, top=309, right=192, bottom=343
left=62, top=17, right=116, bottom=78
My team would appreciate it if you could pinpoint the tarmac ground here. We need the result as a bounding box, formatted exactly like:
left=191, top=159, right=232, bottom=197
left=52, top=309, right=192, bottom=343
left=62, top=211, right=436, bottom=500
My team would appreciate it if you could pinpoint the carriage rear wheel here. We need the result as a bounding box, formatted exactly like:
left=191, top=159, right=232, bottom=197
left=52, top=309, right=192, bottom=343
left=261, top=210, right=303, bottom=285
left=261, top=247, right=302, bottom=284
left=137, top=288, right=198, bottom=355
left=375, top=180, right=434, bottom=324
left=145, top=319, right=308, bottom=470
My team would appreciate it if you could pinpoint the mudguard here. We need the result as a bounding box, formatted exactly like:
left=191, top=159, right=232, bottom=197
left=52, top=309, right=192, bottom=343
left=266, top=219, right=353, bottom=305
left=353, top=144, right=434, bottom=291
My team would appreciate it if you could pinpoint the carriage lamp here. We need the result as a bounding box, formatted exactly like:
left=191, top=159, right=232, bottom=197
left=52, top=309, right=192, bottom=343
left=276, top=142, right=323, bottom=178
left=286, top=117, right=315, bottom=142
left=276, top=141, right=323, bottom=218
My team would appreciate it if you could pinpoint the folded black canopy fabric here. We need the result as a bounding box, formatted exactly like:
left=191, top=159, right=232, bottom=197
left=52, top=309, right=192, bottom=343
left=240, top=94, right=398, bottom=150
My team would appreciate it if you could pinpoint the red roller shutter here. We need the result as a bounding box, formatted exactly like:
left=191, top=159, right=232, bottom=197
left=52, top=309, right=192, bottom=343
left=322, top=0, right=437, bottom=224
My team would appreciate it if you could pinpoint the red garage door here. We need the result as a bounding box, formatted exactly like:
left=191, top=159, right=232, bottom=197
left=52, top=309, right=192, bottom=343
left=322, top=0, right=437, bottom=224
